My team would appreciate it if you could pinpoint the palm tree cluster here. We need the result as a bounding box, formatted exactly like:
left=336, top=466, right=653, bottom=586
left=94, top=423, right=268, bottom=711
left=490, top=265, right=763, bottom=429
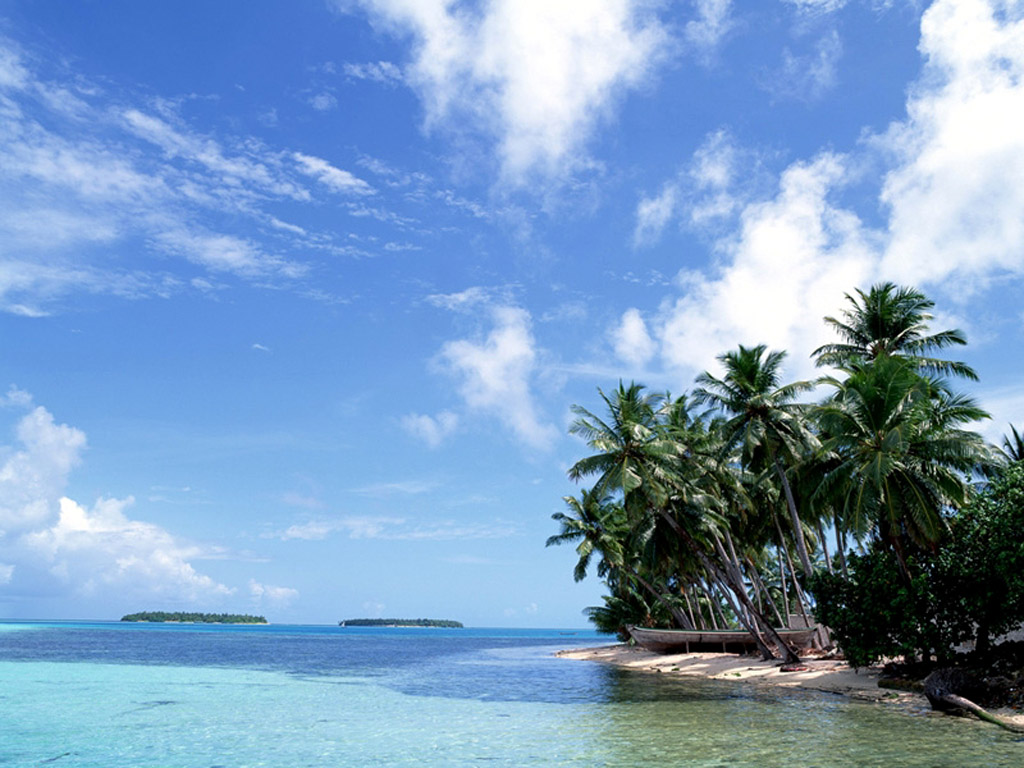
left=549, top=283, right=1006, bottom=662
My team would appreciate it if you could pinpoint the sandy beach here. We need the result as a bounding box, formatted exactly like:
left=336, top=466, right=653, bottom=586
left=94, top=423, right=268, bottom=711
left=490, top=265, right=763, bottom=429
left=557, top=644, right=898, bottom=700
left=558, top=643, right=1024, bottom=729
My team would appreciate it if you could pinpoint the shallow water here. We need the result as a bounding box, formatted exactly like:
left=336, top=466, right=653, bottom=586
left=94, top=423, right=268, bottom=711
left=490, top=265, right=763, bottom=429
left=0, top=621, right=1020, bottom=766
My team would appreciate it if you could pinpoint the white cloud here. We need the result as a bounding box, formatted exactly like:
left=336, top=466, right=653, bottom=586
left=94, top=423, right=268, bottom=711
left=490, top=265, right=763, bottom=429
left=0, top=562, right=13, bottom=584
left=439, top=305, right=558, bottom=450
left=974, top=385, right=1024, bottom=445
left=686, top=0, right=734, bottom=61
left=657, top=153, right=875, bottom=378
left=249, top=579, right=299, bottom=606
left=644, top=0, right=1024, bottom=379
left=0, top=405, right=86, bottom=533
left=880, top=0, right=1024, bottom=288
left=402, top=411, right=459, bottom=447
left=426, top=286, right=491, bottom=311
left=772, top=30, right=843, bottom=101
left=633, top=183, right=678, bottom=246
left=153, top=230, right=307, bottom=279
left=0, top=42, right=30, bottom=90
left=22, top=496, right=234, bottom=601
left=346, top=0, right=671, bottom=186
left=611, top=308, right=657, bottom=368
left=309, top=92, right=338, bottom=111
left=783, top=0, right=848, bottom=12
left=292, top=152, right=374, bottom=195
left=122, top=109, right=309, bottom=200
left=343, top=61, right=404, bottom=84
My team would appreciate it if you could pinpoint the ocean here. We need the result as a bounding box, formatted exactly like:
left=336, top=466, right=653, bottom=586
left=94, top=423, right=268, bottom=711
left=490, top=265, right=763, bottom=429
left=1, top=621, right=1021, bottom=766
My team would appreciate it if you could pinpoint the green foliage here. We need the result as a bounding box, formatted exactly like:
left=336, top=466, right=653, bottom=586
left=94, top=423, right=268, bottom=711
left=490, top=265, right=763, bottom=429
left=812, top=463, right=1024, bottom=667
left=338, top=618, right=464, bottom=628
left=120, top=612, right=267, bottom=623
left=937, top=463, right=1024, bottom=652
left=811, top=550, right=949, bottom=668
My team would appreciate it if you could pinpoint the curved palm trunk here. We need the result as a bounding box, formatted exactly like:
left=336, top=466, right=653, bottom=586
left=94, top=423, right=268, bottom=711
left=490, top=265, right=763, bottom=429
left=657, top=509, right=799, bottom=662
left=745, top=556, right=787, bottom=628
left=770, top=448, right=814, bottom=578
left=629, top=570, right=694, bottom=630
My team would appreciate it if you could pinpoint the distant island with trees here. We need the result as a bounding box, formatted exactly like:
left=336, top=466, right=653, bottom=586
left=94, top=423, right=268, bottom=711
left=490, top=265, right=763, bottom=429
left=339, top=618, right=463, bottom=628
left=121, top=612, right=268, bottom=624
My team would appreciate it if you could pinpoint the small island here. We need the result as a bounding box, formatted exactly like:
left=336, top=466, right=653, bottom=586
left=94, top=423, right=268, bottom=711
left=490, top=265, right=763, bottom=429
left=120, top=612, right=268, bottom=624
left=339, top=618, right=463, bottom=628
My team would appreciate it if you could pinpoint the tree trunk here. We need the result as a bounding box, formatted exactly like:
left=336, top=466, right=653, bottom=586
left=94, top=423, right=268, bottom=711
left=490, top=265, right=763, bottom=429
left=682, top=586, right=698, bottom=630
left=836, top=521, right=850, bottom=580
left=746, top=556, right=787, bottom=628
left=770, top=448, right=814, bottom=578
left=631, top=571, right=693, bottom=630
left=816, top=520, right=833, bottom=574
left=657, top=508, right=799, bottom=662
left=778, top=549, right=792, bottom=628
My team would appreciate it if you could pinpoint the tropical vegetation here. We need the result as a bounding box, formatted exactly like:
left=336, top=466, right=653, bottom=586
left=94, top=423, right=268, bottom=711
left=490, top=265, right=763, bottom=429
left=120, top=612, right=267, bottom=623
left=550, top=282, right=1017, bottom=665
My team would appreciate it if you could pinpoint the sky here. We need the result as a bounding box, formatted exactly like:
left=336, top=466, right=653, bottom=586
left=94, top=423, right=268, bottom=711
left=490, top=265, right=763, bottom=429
left=1, top=0, right=1022, bottom=627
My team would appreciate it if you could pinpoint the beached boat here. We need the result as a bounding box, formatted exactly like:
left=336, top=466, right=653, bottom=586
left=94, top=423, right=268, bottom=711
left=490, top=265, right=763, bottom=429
left=627, top=626, right=817, bottom=654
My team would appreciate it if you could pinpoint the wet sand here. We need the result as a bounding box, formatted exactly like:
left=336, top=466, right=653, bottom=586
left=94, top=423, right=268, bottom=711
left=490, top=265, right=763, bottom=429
left=557, top=643, right=1024, bottom=727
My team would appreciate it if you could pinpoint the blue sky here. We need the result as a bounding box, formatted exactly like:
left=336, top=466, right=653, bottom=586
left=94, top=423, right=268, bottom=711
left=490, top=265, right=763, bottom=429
left=1, top=0, right=1022, bottom=627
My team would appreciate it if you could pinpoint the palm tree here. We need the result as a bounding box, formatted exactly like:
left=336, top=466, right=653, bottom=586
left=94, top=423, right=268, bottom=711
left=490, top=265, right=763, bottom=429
left=813, top=282, right=977, bottom=380
left=814, top=355, right=992, bottom=571
left=568, top=382, right=799, bottom=661
left=1002, top=424, right=1024, bottom=463
left=547, top=488, right=693, bottom=629
left=567, top=382, right=676, bottom=514
left=694, top=344, right=818, bottom=578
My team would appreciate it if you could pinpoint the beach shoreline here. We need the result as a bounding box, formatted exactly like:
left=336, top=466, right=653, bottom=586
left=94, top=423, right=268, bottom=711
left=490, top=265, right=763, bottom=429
left=557, top=643, right=1024, bottom=726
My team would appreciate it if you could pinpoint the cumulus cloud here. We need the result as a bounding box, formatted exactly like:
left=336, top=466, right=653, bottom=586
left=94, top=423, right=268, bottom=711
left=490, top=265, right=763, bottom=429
left=439, top=305, right=558, bottom=450
left=0, top=405, right=86, bottom=533
left=0, top=394, right=275, bottom=609
left=657, top=153, right=875, bottom=378
left=611, top=308, right=658, bottom=368
left=880, top=0, right=1024, bottom=288
left=402, top=411, right=459, bottom=447
left=22, top=496, right=234, bottom=601
left=643, top=0, right=1024, bottom=379
left=344, top=0, right=670, bottom=186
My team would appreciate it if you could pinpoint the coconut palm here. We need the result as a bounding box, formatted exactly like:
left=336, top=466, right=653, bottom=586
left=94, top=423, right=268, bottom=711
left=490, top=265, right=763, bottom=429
left=813, top=282, right=978, bottom=380
left=547, top=488, right=693, bottom=629
left=569, top=382, right=800, bottom=660
left=694, top=344, right=818, bottom=578
left=814, top=355, right=992, bottom=570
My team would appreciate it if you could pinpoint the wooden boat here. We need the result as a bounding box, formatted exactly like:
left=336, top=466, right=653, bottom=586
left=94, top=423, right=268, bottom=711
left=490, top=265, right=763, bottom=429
left=627, top=625, right=817, bottom=654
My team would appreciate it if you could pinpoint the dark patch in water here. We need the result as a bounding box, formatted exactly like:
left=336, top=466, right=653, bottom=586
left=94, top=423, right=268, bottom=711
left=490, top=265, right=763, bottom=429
left=39, top=752, right=71, bottom=764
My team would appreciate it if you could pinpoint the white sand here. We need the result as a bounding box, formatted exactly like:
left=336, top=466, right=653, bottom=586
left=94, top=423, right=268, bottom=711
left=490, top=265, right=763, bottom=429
left=557, top=644, right=1024, bottom=726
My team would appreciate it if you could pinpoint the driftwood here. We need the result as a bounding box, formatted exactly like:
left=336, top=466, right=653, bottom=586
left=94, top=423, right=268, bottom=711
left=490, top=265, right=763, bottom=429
left=923, top=668, right=1024, bottom=733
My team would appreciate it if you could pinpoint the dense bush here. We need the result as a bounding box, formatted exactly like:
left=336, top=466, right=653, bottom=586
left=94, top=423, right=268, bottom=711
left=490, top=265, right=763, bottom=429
left=812, top=463, right=1024, bottom=667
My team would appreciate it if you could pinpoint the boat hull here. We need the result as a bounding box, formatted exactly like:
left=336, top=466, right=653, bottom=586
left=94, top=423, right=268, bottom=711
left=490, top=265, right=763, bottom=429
left=627, top=626, right=816, bottom=654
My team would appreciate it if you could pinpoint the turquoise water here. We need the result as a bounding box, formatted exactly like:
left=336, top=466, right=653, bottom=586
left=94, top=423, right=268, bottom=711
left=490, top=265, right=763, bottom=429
left=1, top=621, right=1021, bottom=766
